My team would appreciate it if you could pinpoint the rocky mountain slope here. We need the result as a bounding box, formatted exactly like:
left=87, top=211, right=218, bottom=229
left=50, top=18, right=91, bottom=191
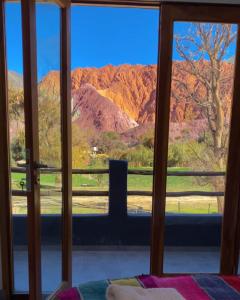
left=72, top=84, right=138, bottom=133
left=9, top=62, right=234, bottom=139
left=71, top=64, right=157, bottom=122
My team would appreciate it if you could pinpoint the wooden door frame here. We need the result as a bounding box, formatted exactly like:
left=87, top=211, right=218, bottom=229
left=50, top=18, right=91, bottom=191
left=21, top=0, right=41, bottom=299
left=221, top=27, right=240, bottom=275
left=21, top=0, right=73, bottom=297
left=151, top=3, right=240, bottom=275
left=0, top=0, right=14, bottom=298
left=18, top=0, right=72, bottom=297
left=1, top=0, right=240, bottom=298
left=60, top=2, right=72, bottom=285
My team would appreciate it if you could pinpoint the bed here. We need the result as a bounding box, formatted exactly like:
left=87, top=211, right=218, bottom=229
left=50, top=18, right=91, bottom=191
left=50, top=274, right=240, bottom=300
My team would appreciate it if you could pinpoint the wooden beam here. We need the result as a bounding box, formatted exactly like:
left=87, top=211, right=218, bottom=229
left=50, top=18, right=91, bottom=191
left=21, top=0, right=42, bottom=299
left=60, top=4, right=72, bottom=284
left=54, top=0, right=70, bottom=7
left=0, top=0, right=14, bottom=298
left=150, top=4, right=173, bottom=276
left=7, top=0, right=70, bottom=7
left=220, top=26, right=240, bottom=275
left=157, top=3, right=240, bottom=23
left=71, top=0, right=160, bottom=8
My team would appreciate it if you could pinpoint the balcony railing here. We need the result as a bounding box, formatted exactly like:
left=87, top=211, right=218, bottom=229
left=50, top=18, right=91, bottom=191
left=10, top=160, right=223, bottom=248
left=11, top=160, right=225, bottom=198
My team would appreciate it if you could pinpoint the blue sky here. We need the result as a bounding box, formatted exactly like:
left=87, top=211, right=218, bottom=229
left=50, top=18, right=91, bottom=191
left=5, top=3, right=159, bottom=79
left=5, top=3, right=236, bottom=80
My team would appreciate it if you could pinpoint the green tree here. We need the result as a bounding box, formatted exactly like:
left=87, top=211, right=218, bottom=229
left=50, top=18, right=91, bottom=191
left=11, top=131, right=25, bottom=164
left=168, top=142, right=196, bottom=167
left=38, top=87, right=61, bottom=167
left=8, top=88, right=24, bottom=121
left=121, top=145, right=153, bottom=167
left=95, top=131, right=127, bottom=156
left=139, top=128, right=155, bottom=150
left=72, top=123, right=91, bottom=168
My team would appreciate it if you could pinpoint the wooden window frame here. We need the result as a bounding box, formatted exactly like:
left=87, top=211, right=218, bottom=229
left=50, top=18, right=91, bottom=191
left=151, top=3, right=240, bottom=276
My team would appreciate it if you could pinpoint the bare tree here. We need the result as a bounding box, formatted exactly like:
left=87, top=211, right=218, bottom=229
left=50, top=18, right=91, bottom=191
left=172, top=23, right=237, bottom=213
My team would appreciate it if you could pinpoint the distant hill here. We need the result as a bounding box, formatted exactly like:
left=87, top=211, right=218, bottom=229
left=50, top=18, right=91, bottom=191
left=71, top=64, right=157, bottom=122
left=72, top=83, right=138, bottom=133
left=8, top=71, right=23, bottom=90
left=9, top=62, right=234, bottom=142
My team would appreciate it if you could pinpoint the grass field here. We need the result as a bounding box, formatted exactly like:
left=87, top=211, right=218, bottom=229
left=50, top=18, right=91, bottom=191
left=11, top=167, right=220, bottom=215
left=12, top=167, right=213, bottom=191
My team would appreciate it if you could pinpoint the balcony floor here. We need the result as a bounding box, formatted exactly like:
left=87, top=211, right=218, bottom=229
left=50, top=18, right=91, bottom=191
left=13, top=246, right=220, bottom=293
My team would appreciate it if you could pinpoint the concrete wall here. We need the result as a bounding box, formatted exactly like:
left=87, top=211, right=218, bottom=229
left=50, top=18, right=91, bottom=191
left=13, top=214, right=222, bottom=247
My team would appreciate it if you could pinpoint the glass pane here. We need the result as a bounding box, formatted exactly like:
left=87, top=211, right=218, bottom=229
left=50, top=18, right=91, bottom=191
left=166, top=196, right=219, bottom=214
left=72, top=171, right=109, bottom=215
left=73, top=196, right=108, bottom=214
left=71, top=5, right=159, bottom=285
left=5, top=1, right=29, bottom=292
left=40, top=172, right=62, bottom=215
left=164, top=22, right=237, bottom=273
left=128, top=196, right=152, bottom=215
left=36, top=2, right=62, bottom=293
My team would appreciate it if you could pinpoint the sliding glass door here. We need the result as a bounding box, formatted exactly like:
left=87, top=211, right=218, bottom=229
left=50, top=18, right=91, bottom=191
left=1, top=0, right=71, bottom=298
left=71, top=4, right=159, bottom=285
left=164, top=20, right=237, bottom=274
left=151, top=3, right=240, bottom=276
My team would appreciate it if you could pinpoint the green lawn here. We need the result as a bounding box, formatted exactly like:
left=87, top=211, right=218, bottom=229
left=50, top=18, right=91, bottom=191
left=12, top=195, right=219, bottom=215
left=11, top=167, right=218, bottom=214
left=12, top=167, right=212, bottom=192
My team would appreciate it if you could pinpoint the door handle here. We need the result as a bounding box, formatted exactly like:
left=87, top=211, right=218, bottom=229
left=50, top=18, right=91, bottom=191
left=25, top=149, right=31, bottom=192
left=24, top=150, right=49, bottom=192
left=33, top=162, right=49, bottom=169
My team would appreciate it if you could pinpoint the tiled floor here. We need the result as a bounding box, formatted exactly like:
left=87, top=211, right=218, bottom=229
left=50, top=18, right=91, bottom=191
left=13, top=246, right=220, bottom=293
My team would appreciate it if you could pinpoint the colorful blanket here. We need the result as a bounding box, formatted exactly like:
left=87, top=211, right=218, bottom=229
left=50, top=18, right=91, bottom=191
left=56, top=275, right=240, bottom=300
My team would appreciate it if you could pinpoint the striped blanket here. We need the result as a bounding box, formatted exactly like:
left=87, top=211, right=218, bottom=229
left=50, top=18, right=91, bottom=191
left=56, top=275, right=240, bottom=300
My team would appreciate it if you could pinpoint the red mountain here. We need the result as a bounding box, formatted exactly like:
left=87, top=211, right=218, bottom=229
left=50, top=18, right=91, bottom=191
left=72, top=84, right=138, bottom=133
left=39, top=62, right=234, bottom=137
